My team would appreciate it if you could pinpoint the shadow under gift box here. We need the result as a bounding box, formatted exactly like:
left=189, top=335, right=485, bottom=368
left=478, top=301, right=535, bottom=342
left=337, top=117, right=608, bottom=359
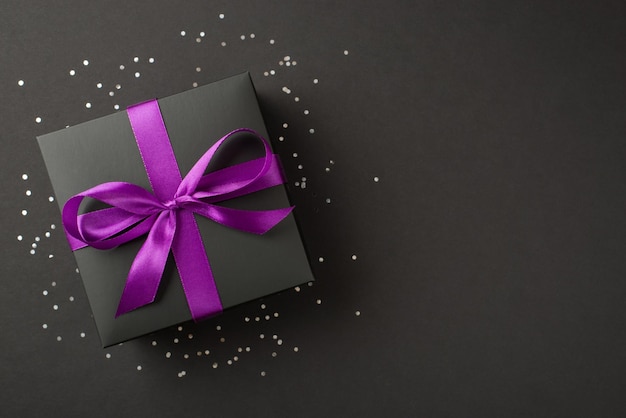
left=37, top=72, right=315, bottom=347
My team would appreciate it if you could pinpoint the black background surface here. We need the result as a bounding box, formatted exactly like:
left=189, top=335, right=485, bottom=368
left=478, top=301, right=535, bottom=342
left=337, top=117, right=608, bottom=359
left=2, top=1, right=626, bottom=417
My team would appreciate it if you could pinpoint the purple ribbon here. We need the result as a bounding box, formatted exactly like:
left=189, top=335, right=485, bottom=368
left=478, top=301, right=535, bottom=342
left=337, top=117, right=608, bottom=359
left=62, top=99, right=293, bottom=320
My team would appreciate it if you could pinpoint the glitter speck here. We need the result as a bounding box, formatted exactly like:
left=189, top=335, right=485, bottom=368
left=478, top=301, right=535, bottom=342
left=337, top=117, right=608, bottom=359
left=43, top=290, right=48, bottom=296
left=304, top=110, right=309, bottom=115
left=313, top=78, right=319, bottom=84
left=180, top=30, right=186, bottom=36
left=21, top=210, right=27, bottom=216
left=240, top=35, right=246, bottom=40
left=80, top=332, right=86, bottom=338
left=250, top=33, right=256, bottom=38
left=69, top=296, right=74, bottom=301
left=260, top=371, right=266, bottom=376
left=53, top=304, right=59, bottom=310
left=151, top=340, right=157, bottom=346
left=17, top=235, right=23, bottom=241
left=318, top=257, right=324, bottom=262
left=18, top=80, right=24, bottom=86
left=270, top=70, right=275, bottom=75
left=35, top=117, right=42, bottom=124
left=69, top=69, right=76, bottom=76
left=48, top=196, right=55, bottom=202
left=218, top=13, right=224, bottom=19
left=114, top=105, right=120, bottom=110
left=309, top=128, right=315, bottom=134
left=165, top=352, right=171, bottom=358
left=212, top=362, right=218, bottom=369
left=316, top=299, right=322, bottom=305
left=42, top=324, right=47, bottom=329
left=105, top=353, right=111, bottom=359
left=294, top=347, right=299, bottom=352
left=25, top=190, right=31, bottom=196
left=200, top=31, right=205, bottom=37
left=134, top=72, right=140, bottom=78
left=344, top=50, right=349, bottom=55
left=21, top=174, right=28, bottom=180
left=221, top=41, right=226, bottom=47
left=133, top=56, right=139, bottom=63
left=57, top=336, right=62, bottom=341
left=137, top=365, right=142, bottom=371
left=96, top=82, right=102, bottom=88
left=355, top=311, right=361, bottom=316
left=325, top=198, right=331, bottom=204
left=45, top=232, right=50, bottom=238
left=83, top=60, right=89, bottom=66
left=149, top=57, right=155, bottom=63
left=85, top=102, right=91, bottom=109
left=352, top=254, right=358, bottom=260
left=115, top=84, right=121, bottom=90
left=196, top=67, right=201, bottom=72
left=374, top=176, right=380, bottom=182
left=282, top=123, right=288, bottom=128
left=294, top=286, right=300, bottom=292
left=292, top=153, right=298, bottom=158
left=119, top=65, right=125, bottom=70
left=269, top=39, right=275, bottom=45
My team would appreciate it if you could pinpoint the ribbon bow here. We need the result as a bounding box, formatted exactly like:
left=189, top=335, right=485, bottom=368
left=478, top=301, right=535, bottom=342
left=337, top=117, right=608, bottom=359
left=62, top=100, right=293, bottom=320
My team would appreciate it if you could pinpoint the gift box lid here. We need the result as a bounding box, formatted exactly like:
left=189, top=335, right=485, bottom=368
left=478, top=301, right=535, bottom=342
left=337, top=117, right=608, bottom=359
left=37, top=72, right=314, bottom=347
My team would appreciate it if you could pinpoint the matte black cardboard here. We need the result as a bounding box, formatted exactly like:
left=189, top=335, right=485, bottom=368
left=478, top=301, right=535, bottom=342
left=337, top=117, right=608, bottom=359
left=37, top=73, right=314, bottom=347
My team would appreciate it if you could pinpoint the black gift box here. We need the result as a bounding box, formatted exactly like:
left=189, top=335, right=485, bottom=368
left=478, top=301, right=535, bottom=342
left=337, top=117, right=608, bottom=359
left=37, top=72, right=314, bottom=347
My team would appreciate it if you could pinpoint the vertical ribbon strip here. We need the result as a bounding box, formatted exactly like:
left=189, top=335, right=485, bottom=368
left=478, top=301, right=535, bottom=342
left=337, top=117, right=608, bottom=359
left=62, top=99, right=293, bottom=320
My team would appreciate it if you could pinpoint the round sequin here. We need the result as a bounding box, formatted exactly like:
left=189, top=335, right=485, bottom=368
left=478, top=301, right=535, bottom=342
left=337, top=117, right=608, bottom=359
left=18, top=80, right=25, bottom=86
